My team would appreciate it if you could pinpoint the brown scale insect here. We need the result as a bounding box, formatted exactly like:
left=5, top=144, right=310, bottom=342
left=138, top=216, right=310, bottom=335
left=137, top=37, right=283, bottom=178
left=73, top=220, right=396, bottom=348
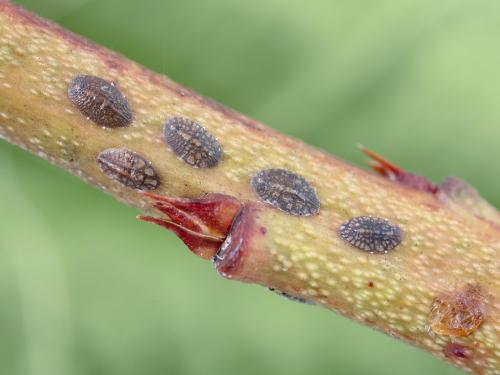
left=97, top=148, right=160, bottom=191
left=68, top=75, right=133, bottom=128
left=429, top=284, right=484, bottom=337
left=339, top=216, right=402, bottom=253
left=163, top=117, right=222, bottom=168
left=251, top=168, right=320, bottom=216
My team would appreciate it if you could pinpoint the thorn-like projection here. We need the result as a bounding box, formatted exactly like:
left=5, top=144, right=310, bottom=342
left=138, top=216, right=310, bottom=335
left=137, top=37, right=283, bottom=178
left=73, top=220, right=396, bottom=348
left=138, top=193, right=242, bottom=259
left=359, top=145, right=438, bottom=194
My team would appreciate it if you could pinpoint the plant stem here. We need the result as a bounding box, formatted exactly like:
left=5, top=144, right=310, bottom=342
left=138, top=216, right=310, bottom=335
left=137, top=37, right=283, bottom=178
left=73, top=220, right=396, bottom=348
left=0, top=2, right=498, bottom=374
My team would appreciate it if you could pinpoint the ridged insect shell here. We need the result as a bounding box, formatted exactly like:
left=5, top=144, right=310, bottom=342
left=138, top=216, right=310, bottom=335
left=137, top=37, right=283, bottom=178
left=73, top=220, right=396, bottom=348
left=251, top=168, right=320, bottom=216
left=97, top=148, right=160, bottom=191
left=68, top=75, right=133, bottom=128
left=164, top=117, right=222, bottom=168
left=339, top=216, right=402, bottom=253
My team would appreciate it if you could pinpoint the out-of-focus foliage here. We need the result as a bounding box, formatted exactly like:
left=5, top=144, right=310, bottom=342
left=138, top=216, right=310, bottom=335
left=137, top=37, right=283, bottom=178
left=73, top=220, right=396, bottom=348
left=1, top=0, right=499, bottom=374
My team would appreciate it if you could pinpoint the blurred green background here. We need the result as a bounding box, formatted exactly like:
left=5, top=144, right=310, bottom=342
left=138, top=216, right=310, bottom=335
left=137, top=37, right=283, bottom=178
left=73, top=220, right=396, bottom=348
left=1, top=0, right=499, bottom=374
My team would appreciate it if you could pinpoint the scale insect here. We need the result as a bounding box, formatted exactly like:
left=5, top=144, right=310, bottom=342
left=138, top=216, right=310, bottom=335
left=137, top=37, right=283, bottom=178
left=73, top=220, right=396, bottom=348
left=164, top=117, right=222, bottom=168
left=338, top=216, right=402, bottom=253
left=97, top=148, right=160, bottom=191
left=251, top=168, right=320, bottom=216
left=68, top=75, right=133, bottom=128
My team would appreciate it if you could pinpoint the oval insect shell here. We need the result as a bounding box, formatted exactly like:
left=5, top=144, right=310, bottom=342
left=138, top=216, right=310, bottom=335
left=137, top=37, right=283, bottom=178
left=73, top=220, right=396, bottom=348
left=251, top=168, right=320, bottom=216
left=68, top=75, right=133, bottom=128
left=338, top=216, right=402, bottom=253
left=97, top=148, right=160, bottom=191
left=163, top=117, right=222, bottom=168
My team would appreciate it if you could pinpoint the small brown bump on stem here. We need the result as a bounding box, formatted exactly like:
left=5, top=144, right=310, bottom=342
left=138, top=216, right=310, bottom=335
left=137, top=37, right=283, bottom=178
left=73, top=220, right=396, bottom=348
left=97, top=148, right=160, bottom=191
left=68, top=75, right=133, bottom=128
left=164, top=117, right=222, bottom=168
left=251, top=168, right=320, bottom=216
left=429, top=284, right=484, bottom=337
